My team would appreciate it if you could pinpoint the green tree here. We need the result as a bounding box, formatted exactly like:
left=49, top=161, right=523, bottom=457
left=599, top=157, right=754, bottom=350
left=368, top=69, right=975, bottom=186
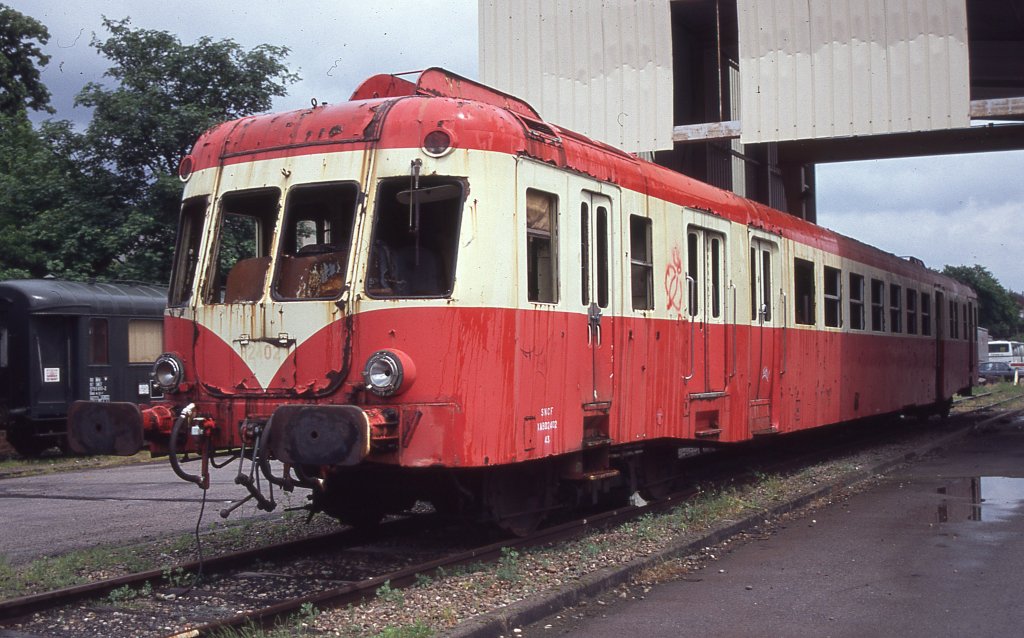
left=0, top=113, right=127, bottom=279
left=942, top=264, right=1023, bottom=338
left=72, top=17, right=299, bottom=282
left=0, top=4, right=53, bottom=116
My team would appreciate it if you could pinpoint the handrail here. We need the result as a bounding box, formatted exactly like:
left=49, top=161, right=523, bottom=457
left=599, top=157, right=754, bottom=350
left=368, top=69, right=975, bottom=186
left=780, top=291, right=788, bottom=375
left=730, top=283, right=737, bottom=378
left=684, top=274, right=696, bottom=381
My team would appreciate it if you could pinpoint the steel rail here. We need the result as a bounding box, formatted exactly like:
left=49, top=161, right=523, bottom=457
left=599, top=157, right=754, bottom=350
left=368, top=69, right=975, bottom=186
left=0, top=515, right=426, bottom=625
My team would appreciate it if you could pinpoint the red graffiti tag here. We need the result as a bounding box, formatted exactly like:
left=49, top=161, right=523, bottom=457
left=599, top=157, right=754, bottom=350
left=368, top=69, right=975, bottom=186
left=664, top=245, right=683, bottom=312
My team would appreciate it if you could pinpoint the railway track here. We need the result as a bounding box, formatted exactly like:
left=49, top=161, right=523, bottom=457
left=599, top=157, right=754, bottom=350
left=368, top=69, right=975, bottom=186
left=1, top=401, right=1021, bottom=637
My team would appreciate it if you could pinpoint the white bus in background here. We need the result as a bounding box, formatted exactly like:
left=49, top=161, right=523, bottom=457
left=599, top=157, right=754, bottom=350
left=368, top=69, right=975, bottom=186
left=987, top=340, right=1024, bottom=369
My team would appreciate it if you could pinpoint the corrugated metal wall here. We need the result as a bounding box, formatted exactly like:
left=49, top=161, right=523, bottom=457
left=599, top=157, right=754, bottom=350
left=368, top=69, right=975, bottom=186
left=478, top=0, right=674, bottom=153
left=738, top=0, right=970, bottom=144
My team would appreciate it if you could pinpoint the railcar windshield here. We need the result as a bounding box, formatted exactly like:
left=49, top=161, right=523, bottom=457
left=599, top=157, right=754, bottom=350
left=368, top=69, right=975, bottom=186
left=366, top=176, right=464, bottom=298
left=273, top=182, right=359, bottom=300
left=169, top=197, right=207, bottom=307
left=205, top=188, right=280, bottom=304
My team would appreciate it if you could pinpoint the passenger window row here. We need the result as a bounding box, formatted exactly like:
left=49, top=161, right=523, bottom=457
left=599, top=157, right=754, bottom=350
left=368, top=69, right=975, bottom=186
left=791, top=256, right=974, bottom=340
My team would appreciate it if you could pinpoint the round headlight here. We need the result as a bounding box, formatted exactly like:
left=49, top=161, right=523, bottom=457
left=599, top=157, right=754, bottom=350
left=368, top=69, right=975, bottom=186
left=152, top=353, right=184, bottom=392
left=362, top=350, right=416, bottom=397
left=422, top=129, right=453, bottom=157
left=178, top=155, right=194, bottom=181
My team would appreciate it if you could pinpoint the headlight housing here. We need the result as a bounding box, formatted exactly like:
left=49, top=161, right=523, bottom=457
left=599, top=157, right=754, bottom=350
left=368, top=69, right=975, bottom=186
left=152, top=353, right=184, bottom=392
left=362, top=349, right=416, bottom=397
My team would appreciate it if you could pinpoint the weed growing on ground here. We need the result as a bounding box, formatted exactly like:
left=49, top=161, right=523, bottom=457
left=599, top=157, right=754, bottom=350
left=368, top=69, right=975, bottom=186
left=372, top=622, right=434, bottom=638
left=376, top=580, right=405, bottom=606
left=495, top=546, right=521, bottom=582
left=105, top=581, right=153, bottom=604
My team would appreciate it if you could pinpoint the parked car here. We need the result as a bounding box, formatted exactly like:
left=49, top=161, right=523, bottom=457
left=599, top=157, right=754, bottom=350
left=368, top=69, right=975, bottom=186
left=978, top=361, right=1018, bottom=384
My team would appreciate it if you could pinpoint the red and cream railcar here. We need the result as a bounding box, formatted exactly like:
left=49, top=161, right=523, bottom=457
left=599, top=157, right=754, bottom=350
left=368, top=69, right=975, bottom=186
left=68, top=69, right=977, bottom=529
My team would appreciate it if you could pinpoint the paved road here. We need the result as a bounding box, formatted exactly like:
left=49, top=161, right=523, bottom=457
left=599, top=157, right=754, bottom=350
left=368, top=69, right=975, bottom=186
left=532, top=416, right=1024, bottom=638
left=0, top=458, right=299, bottom=564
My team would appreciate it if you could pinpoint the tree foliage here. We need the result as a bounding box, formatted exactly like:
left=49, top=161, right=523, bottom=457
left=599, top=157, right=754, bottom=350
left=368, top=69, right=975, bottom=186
left=69, top=17, right=298, bottom=283
left=0, top=16, right=299, bottom=283
left=942, top=264, right=1024, bottom=339
left=0, top=4, right=53, bottom=116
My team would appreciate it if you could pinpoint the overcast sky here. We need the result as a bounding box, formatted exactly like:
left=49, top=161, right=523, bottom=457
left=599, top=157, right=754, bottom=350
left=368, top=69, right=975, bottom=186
left=10, top=0, right=1023, bottom=294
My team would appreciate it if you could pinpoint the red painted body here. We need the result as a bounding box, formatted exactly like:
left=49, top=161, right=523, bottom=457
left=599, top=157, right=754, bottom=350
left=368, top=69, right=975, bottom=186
left=67, top=69, right=977, bottom=524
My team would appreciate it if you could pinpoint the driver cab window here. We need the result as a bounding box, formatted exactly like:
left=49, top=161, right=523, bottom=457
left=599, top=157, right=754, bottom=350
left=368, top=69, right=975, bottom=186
left=274, top=182, right=359, bottom=300
left=205, top=189, right=279, bottom=304
left=366, top=176, right=464, bottom=298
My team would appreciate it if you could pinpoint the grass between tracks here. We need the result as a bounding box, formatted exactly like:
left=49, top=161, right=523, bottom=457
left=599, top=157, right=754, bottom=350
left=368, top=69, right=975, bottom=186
left=0, top=443, right=155, bottom=478
left=0, top=493, right=339, bottom=601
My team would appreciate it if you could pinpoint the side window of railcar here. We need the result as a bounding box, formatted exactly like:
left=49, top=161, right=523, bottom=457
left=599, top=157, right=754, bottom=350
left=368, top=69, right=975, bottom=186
left=849, top=273, right=865, bottom=330
left=793, top=258, right=815, bottom=325
left=525, top=189, right=559, bottom=303
left=274, top=182, right=359, bottom=300
left=366, top=177, right=464, bottom=299
left=823, top=266, right=842, bottom=328
left=687, top=233, right=699, bottom=316
left=128, top=320, right=163, bottom=363
left=949, top=300, right=958, bottom=339
left=749, top=242, right=773, bottom=323
left=889, top=284, right=903, bottom=333
left=962, top=304, right=969, bottom=341
left=89, top=319, right=109, bottom=365
left=870, top=279, right=885, bottom=331
left=206, top=189, right=280, bottom=304
left=906, top=289, right=918, bottom=335
left=921, top=292, right=932, bottom=336
left=1, top=326, right=8, bottom=368
left=629, top=215, right=654, bottom=310
left=169, top=197, right=207, bottom=307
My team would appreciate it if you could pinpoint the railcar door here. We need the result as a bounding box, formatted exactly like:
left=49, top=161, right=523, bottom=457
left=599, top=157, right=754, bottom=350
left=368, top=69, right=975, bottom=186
left=580, top=191, right=616, bottom=405
left=683, top=209, right=730, bottom=395
left=747, top=231, right=780, bottom=433
left=31, top=316, right=73, bottom=419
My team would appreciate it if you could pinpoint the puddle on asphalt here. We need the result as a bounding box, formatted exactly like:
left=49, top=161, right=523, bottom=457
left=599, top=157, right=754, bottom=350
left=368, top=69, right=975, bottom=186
left=936, top=477, right=1024, bottom=523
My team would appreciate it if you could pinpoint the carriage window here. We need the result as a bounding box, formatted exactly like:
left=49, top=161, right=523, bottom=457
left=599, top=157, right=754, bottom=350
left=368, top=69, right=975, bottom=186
left=128, top=320, right=163, bottom=363
left=870, top=278, right=885, bottom=331
left=889, top=284, right=903, bottom=333
left=687, top=233, right=699, bottom=316
left=750, top=247, right=774, bottom=322
left=367, top=177, right=464, bottom=298
left=849, top=273, right=865, bottom=330
left=169, top=197, right=207, bottom=307
left=521, top=189, right=558, bottom=303
left=581, top=204, right=590, bottom=305
left=794, top=258, right=815, bottom=325
left=710, top=237, right=722, bottom=318
left=906, top=289, right=918, bottom=335
left=824, top=266, right=842, bottom=328
left=949, top=300, right=958, bottom=339
left=921, top=292, right=932, bottom=336
left=0, top=327, right=7, bottom=368
left=206, top=189, right=279, bottom=304
left=962, top=304, right=968, bottom=341
left=89, top=318, right=109, bottom=365
left=274, top=182, right=359, bottom=300
left=749, top=248, right=756, bottom=315
left=630, top=215, right=653, bottom=310
left=595, top=206, right=609, bottom=309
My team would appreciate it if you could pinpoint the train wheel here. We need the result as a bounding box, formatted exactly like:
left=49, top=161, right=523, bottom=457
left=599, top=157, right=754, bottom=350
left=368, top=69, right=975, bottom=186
left=488, top=463, right=553, bottom=537
left=638, top=444, right=680, bottom=501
